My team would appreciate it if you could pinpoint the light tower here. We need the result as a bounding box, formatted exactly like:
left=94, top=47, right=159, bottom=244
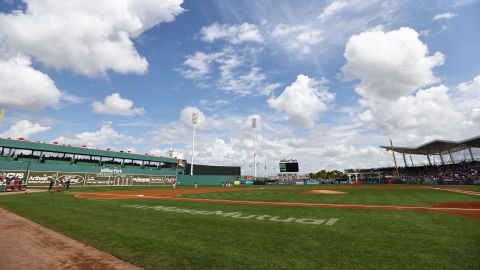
left=190, top=112, right=198, bottom=175
left=251, top=117, right=257, bottom=180
left=0, top=108, right=5, bottom=125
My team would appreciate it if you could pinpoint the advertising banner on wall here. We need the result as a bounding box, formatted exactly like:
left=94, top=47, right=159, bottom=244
left=132, top=174, right=151, bottom=185
left=27, top=171, right=58, bottom=185
left=3, top=169, right=177, bottom=186
left=85, top=173, right=114, bottom=185
left=306, top=181, right=320, bottom=185
left=57, top=172, right=86, bottom=186
left=150, top=175, right=176, bottom=185
left=1, top=170, right=27, bottom=181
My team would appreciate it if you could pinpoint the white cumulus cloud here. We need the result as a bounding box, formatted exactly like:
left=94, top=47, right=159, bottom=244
left=268, top=75, right=335, bottom=128
left=342, top=28, right=480, bottom=140
left=0, top=0, right=184, bottom=76
left=0, top=120, right=50, bottom=138
left=359, top=85, right=469, bottom=136
left=0, top=55, right=62, bottom=109
left=271, top=24, right=322, bottom=55
left=91, top=93, right=145, bottom=116
left=342, top=27, right=444, bottom=100
left=179, top=47, right=276, bottom=96
left=456, top=74, right=480, bottom=122
left=180, top=51, right=223, bottom=79
left=55, top=122, right=134, bottom=146
left=200, top=23, right=263, bottom=44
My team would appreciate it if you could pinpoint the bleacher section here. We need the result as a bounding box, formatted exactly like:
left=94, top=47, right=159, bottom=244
left=0, top=138, right=241, bottom=187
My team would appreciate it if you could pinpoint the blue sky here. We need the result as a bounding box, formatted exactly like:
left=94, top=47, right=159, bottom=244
left=0, top=0, right=479, bottom=174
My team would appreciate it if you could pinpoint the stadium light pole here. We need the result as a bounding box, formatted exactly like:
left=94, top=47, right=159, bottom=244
left=0, top=108, right=5, bottom=126
left=190, top=113, right=198, bottom=175
left=251, top=117, right=257, bottom=180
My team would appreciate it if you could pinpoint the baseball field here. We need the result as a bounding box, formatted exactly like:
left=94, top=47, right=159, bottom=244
left=1, top=184, right=479, bottom=269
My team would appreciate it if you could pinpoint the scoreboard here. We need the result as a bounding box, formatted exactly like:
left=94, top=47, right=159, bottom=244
left=279, top=159, right=299, bottom=173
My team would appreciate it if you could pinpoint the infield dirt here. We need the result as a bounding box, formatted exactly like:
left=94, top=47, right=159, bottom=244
left=0, top=208, right=142, bottom=270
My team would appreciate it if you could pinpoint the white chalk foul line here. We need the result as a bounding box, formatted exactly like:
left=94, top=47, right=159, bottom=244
left=423, top=186, right=480, bottom=196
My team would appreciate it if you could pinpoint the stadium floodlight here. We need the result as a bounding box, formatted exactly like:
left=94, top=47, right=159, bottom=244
left=251, top=117, right=257, bottom=180
left=0, top=108, right=5, bottom=125
left=190, top=112, right=199, bottom=175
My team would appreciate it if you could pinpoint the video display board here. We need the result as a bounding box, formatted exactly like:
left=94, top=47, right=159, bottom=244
left=185, top=164, right=241, bottom=176
left=279, top=159, right=299, bottom=173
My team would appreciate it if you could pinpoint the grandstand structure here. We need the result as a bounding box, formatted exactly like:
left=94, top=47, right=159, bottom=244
left=381, top=135, right=479, bottom=167
left=0, top=138, right=240, bottom=186
left=346, top=135, right=480, bottom=183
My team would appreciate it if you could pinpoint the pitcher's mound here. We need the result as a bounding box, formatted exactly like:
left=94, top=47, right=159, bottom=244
left=304, top=190, right=347, bottom=195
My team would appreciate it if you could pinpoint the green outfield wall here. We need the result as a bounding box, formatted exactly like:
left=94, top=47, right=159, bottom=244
left=1, top=139, right=240, bottom=187
left=0, top=160, right=177, bottom=186
left=177, top=174, right=238, bottom=186
left=0, top=161, right=238, bottom=186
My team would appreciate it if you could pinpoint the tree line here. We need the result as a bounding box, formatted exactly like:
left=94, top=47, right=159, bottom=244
left=308, top=169, right=345, bottom=180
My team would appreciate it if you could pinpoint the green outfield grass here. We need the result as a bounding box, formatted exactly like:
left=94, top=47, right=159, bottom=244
left=1, top=186, right=479, bottom=270
left=182, top=185, right=480, bottom=206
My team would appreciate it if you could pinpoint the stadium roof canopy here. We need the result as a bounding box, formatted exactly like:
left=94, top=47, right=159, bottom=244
left=380, top=135, right=480, bottom=155
left=0, top=138, right=177, bottom=163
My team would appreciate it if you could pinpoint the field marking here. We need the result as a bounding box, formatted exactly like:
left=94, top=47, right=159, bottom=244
left=76, top=192, right=480, bottom=212
left=123, top=204, right=338, bottom=226
left=423, top=186, right=480, bottom=196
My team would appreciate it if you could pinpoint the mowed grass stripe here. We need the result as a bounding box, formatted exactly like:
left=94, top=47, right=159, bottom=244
left=1, top=188, right=479, bottom=270
left=182, top=188, right=480, bottom=206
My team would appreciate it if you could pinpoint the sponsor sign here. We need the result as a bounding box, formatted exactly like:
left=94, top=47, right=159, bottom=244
left=27, top=171, right=58, bottom=185
left=1, top=170, right=27, bottom=181
left=306, top=181, right=319, bottom=185
left=245, top=180, right=253, bottom=185
left=2, top=169, right=178, bottom=186
left=132, top=174, right=150, bottom=185
left=234, top=180, right=240, bottom=185
left=57, top=172, right=86, bottom=185
left=295, top=181, right=305, bottom=185
left=124, top=204, right=338, bottom=226
left=85, top=173, right=114, bottom=185
left=100, top=168, right=122, bottom=174
left=151, top=175, right=176, bottom=185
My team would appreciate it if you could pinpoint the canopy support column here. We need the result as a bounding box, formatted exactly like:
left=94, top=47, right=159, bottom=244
left=448, top=150, right=454, bottom=164
left=402, top=153, right=407, bottom=168
left=427, top=155, right=432, bottom=166
left=468, top=147, right=474, bottom=161
left=409, top=154, right=414, bottom=166
left=389, top=139, right=400, bottom=179
left=439, top=153, right=445, bottom=165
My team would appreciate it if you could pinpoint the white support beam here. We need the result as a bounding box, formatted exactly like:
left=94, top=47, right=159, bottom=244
left=448, top=150, right=454, bottom=164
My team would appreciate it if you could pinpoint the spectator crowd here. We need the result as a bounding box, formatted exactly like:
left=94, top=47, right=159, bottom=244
left=400, top=161, right=480, bottom=184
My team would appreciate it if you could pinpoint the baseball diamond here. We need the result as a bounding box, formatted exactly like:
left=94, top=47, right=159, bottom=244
left=1, top=1, right=480, bottom=269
